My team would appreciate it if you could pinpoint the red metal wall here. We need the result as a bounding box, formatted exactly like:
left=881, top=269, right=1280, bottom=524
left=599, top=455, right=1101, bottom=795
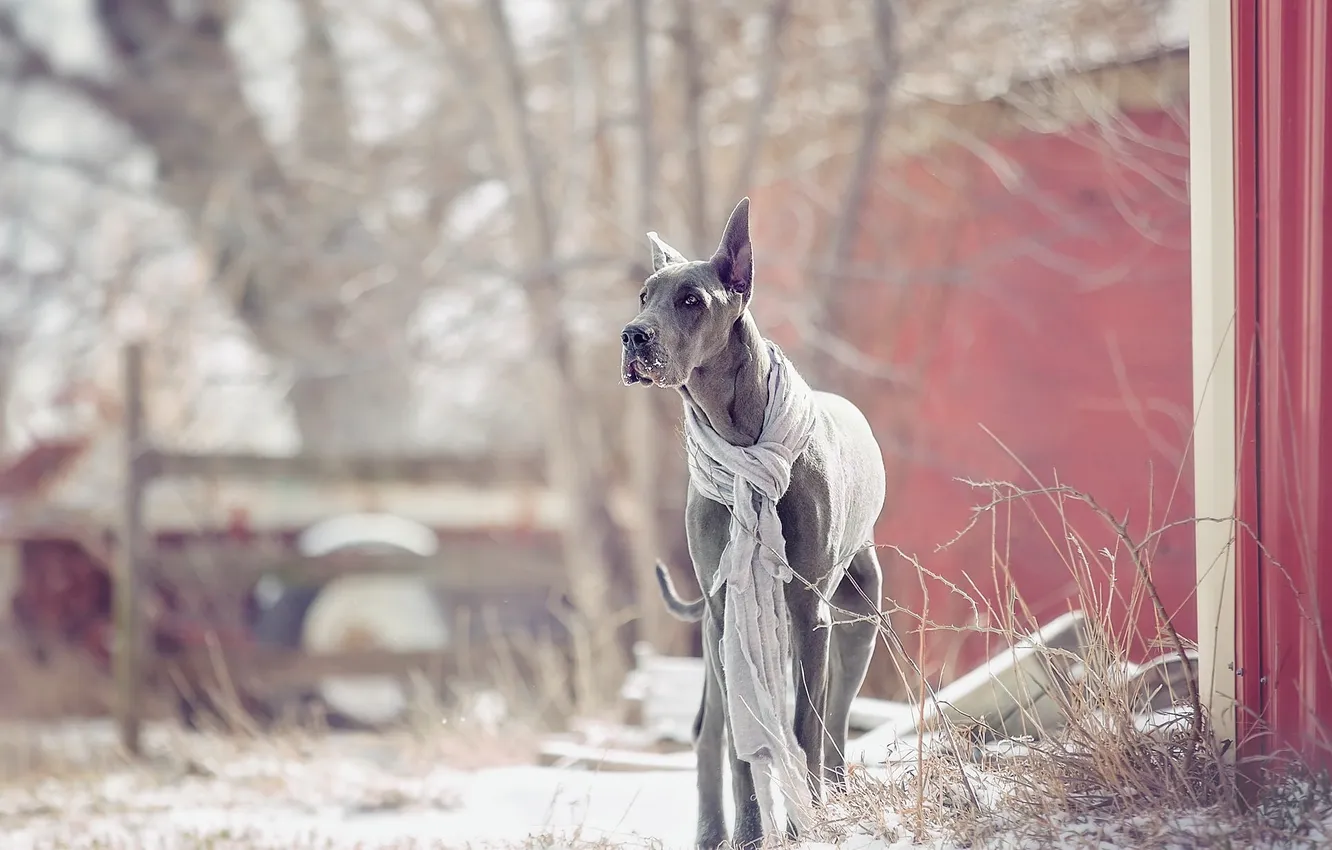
left=754, top=103, right=1195, bottom=692
left=1233, top=0, right=1332, bottom=767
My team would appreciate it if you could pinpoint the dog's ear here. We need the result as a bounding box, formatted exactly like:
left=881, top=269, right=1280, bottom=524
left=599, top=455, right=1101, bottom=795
left=648, top=232, right=687, bottom=272
left=710, top=197, right=753, bottom=300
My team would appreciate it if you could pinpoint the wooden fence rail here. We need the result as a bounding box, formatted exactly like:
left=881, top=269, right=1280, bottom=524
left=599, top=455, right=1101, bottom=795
left=143, top=449, right=544, bottom=486
left=147, top=547, right=557, bottom=593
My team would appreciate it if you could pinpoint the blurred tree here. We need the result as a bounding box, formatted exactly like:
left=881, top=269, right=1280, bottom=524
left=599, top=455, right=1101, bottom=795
left=2, top=0, right=493, bottom=453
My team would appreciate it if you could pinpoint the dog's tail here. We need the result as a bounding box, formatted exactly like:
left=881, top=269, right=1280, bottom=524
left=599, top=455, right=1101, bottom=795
left=655, top=561, right=705, bottom=623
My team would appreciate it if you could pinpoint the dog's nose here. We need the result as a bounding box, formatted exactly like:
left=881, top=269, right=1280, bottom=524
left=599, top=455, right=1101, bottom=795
left=621, top=324, right=655, bottom=349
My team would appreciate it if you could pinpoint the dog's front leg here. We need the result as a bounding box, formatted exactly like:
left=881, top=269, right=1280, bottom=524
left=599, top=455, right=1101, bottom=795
left=693, top=613, right=728, bottom=850
left=788, top=587, right=831, bottom=832
left=710, top=597, right=766, bottom=848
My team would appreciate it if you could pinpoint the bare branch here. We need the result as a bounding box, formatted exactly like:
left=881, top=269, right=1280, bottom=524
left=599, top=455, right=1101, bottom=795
left=725, top=0, right=792, bottom=206
left=0, top=134, right=146, bottom=200
left=629, top=0, right=655, bottom=236
left=293, top=0, right=356, bottom=167
left=482, top=0, right=556, bottom=261
left=554, top=0, right=597, bottom=243
left=673, top=0, right=708, bottom=253
left=0, top=9, right=110, bottom=101
left=806, top=0, right=900, bottom=386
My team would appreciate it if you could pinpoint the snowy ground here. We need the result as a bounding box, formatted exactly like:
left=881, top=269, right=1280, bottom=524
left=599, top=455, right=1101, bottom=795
left=5, top=760, right=709, bottom=849
left=6, top=719, right=1327, bottom=850
left=1, top=720, right=879, bottom=850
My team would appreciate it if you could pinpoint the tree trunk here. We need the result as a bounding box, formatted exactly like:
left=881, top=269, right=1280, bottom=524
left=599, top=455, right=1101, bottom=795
left=483, top=0, right=632, bottom=713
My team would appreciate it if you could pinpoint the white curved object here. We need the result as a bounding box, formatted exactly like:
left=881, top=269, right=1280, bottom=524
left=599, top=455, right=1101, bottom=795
left=297, top=513, right=440, bottom=558
left=301, top=572, right=450, bottom=727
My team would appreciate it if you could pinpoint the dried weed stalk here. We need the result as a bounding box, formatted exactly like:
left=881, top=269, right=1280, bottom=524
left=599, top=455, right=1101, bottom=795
left=804, top=469, right=1246, bottom=848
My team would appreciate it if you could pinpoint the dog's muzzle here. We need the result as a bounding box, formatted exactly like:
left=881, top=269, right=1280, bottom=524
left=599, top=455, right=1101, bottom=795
left=621, top=322, right=660, bottom=386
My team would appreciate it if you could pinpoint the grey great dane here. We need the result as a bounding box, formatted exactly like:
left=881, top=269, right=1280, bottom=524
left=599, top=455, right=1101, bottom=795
left=620, top=198, right=886, bottom=849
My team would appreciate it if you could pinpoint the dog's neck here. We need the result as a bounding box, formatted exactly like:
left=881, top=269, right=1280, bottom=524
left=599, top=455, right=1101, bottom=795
left=679, top=311, right=771, bottom=447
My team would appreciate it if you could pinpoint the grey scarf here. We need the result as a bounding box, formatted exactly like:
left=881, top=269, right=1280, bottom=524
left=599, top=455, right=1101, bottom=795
left=683, top=340, right=818, bottom=828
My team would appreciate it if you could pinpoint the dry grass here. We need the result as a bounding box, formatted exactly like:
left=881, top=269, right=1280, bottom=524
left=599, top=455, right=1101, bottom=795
left=811, top=757, right=1332, bottom=848
left=799, top=461, right=1332, bottom=850
left=0, top=608, right=562, bottom=785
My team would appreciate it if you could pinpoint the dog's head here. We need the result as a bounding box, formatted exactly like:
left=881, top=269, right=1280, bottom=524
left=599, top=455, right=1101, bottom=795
left=621, top=198, right=754, bottom=388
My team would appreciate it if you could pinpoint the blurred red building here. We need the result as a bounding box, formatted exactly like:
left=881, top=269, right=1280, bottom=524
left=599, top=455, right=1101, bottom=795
left=752, top=50, right=1194, bottom=693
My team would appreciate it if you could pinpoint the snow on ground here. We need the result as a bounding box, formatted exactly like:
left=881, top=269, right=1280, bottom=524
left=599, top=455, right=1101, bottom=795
left=0, top=720, right=950, bottom=850
left=13, top=717, right=1324, bottom=850
left=6, top=763, right=702, bottom=849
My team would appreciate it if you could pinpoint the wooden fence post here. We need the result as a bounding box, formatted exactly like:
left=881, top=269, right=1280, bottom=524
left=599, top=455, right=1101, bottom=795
left=115, top=343, right=147, bottom=755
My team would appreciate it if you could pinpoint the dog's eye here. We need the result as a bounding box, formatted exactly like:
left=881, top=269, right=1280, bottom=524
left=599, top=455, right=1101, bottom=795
left=682, top=294, right=701, bottom=308
left=639, top=291, right=647, bottom=306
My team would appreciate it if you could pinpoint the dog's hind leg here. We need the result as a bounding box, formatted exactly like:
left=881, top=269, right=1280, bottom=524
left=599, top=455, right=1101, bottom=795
left=693, top=615, right=729, bottom=850
left=824, top=546, right=883, bottom=789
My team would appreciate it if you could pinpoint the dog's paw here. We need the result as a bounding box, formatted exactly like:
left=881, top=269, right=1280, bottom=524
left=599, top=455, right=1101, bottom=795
left=695, top=831, right=728, bottom=850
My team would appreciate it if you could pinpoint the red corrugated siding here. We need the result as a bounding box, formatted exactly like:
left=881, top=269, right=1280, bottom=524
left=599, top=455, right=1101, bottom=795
left=754, top=105, right=1194, bottom=690
left=1231, top=0, right=1264, bottom=760
left=1234, top=0, right=1332, bottom=767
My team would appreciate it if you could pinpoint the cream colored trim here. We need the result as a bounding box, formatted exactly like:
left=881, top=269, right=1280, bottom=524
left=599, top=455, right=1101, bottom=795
left=1189, top=0, right=1238, bottom=750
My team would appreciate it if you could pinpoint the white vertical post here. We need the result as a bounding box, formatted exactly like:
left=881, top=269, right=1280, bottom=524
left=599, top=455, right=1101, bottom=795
left=1188, top=0, right=1238, bottom=751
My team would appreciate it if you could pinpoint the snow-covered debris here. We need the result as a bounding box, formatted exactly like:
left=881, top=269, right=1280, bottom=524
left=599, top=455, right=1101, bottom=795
left=851, top=610, right=1089, bottom=764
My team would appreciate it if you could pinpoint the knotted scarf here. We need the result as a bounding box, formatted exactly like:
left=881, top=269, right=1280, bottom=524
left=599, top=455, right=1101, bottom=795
left=683, top=340, right=818, bottom=828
